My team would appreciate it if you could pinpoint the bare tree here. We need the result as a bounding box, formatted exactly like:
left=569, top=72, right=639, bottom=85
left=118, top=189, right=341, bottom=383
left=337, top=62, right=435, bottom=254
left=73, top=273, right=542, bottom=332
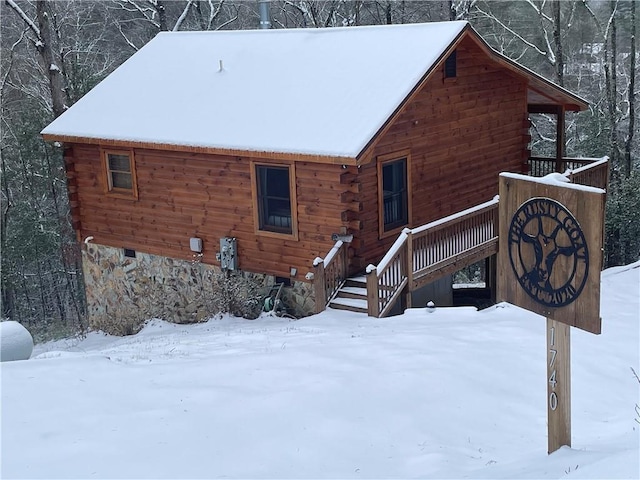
left=624, top=0, right=636, bottom=177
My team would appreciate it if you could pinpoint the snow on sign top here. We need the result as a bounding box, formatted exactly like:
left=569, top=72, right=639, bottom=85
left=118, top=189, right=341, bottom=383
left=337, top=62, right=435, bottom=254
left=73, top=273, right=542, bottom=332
left=41, top=21, right=468, bottom=159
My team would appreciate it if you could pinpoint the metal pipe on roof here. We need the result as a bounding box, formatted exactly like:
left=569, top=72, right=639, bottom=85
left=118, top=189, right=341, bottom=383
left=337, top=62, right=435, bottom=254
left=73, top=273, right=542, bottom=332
left=258, top=0, right=271, bottom=29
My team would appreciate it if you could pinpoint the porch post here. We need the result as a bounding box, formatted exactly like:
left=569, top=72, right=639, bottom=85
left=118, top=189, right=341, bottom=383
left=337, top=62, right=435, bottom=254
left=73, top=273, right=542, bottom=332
left=366, top=269, right=380, bottom=317
left=555, top=105, right=566, bottom=173
left=313, top=261, right=326, bottom=314
left=405, top=230, right=413, bottom=309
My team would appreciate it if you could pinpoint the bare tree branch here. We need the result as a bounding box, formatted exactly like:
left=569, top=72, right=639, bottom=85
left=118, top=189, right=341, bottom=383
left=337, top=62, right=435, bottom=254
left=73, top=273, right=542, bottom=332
left=173, top=0, right=194, bottom=31
left=5, top=0, right=41, bottom=38
left=207, top=0, right=225, bottom=29
left=474, top=7, right=548, bottom=58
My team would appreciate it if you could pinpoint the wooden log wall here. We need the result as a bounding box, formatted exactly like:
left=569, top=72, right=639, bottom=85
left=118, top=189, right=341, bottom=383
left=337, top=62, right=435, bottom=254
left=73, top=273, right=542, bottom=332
left=66, top=144, right=355, bottom=281
left=352, top=36, right=530, bottom=271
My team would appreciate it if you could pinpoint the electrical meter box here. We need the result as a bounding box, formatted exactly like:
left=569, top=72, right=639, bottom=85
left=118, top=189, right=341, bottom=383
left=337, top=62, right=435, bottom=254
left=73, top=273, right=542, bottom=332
left=219, top=237, right=237, bottom=270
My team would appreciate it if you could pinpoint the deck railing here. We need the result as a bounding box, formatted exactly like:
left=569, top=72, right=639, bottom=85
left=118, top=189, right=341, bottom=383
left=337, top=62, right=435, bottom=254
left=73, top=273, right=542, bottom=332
left=568, top=157, right=609, bottom=190
left=528, top=157, right=608, bottom=188
left=366, top=198, right=499, bottom=317
left=312, top=239, right=349, bottom=314
left=366, top=231, right=410, bottom=317
left=410, top=198, right=499, bottom=288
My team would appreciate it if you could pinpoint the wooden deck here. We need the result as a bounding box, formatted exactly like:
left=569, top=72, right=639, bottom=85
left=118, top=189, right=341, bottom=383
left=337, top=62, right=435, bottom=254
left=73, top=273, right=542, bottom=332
left=313, top=157, right=609, bottom=317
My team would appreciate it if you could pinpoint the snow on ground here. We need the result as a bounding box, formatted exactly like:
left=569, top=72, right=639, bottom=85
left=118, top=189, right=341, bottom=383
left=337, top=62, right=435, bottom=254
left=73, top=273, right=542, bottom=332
left=1, top=262, right=638, bottom=479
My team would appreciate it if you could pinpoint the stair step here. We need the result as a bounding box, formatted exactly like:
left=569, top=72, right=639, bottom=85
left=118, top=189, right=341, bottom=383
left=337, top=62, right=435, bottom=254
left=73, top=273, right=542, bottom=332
left=337, top=286, right=367, bottom=299
left=329, top=296, right=368, bottom=313
left=347, top=275, right=367, bottom=285
left=345, top=275, right=367, bottom=287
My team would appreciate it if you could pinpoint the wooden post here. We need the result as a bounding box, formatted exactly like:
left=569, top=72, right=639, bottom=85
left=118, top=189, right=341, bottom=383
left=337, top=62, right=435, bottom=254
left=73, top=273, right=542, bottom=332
left=313, top=262, right=326, bottom=314
left=405, top=230, right=413, bottom=309
left=341, top=242, right=349, bottom=282
left=366, top=269, right=379, bottom=317
left=555, top=106, right=565, bottom=173
left=485, top=254, right=497, bottom=304
left=547, top=318, right=571, bottom=454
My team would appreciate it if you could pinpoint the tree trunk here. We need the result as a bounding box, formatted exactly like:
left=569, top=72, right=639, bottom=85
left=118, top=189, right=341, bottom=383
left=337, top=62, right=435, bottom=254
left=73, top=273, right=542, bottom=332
left=604, top=0, right=621, bottom=181
left=156, top=1, right=169, bottom=31
left=36, top=1, right=67, bottom=118
left=624, top=0, right=636, bottom=179
left=552, top=0, right=564, bottom=86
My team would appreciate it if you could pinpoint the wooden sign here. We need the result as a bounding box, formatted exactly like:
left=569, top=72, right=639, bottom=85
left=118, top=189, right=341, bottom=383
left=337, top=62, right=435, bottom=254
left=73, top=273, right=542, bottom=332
left=497, top=172, right=606, bottom=454
left=497, top=173, right=605, bottom=335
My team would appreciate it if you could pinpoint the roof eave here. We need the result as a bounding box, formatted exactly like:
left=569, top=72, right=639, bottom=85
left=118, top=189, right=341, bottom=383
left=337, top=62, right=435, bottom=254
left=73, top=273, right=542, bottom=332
left=41, top=134, right=359, bottom=166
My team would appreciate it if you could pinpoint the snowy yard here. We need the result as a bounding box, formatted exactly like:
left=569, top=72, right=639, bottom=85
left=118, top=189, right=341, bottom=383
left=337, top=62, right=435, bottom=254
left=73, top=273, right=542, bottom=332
left=1, top=262, right=638, bottom=479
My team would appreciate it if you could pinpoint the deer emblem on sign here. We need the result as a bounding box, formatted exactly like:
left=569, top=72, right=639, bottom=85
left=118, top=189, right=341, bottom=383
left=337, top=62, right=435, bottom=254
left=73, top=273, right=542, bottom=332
left=508, top=198, right=589, bottom=308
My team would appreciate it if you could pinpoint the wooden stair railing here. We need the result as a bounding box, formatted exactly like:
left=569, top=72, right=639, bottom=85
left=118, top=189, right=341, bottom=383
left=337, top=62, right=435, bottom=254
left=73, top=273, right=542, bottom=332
left=366, top=198, right=500, bottom=318
left=312, top=239, right=349, bottom=314
left=366, top=231, right=410, bottom=317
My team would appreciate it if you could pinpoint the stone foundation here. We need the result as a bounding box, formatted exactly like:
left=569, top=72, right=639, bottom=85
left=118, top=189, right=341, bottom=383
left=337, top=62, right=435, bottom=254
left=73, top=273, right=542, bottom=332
left=82, top=243, right=316, bottom=335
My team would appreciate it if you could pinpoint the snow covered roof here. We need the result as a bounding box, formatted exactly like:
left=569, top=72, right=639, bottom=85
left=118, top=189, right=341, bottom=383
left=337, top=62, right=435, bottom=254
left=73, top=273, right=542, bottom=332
left=41, top=21, right=587, bottom=161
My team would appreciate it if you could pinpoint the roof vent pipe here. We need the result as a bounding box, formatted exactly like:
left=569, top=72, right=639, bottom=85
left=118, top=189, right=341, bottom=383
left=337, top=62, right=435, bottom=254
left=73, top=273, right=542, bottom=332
left=258, top=0, right=271, bottom=29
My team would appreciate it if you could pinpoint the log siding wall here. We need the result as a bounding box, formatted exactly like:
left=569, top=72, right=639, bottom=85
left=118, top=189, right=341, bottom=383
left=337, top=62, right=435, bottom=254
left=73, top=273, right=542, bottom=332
left=352, top=37, right=529, bottom=271
left=66, top=145, right=351, bottom=281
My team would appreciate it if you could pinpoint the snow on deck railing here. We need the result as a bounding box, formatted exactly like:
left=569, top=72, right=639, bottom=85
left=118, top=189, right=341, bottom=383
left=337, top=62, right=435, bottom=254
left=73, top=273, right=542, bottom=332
left=411, top=198, right=499, bottom=235
left=370, top=229, right=409, bottom=275
left=528, top=156, right=608, bottom=178
left=321, top=240, right=344, bottom=267
left=567, top=156, right=609, bottom=191
left=369, top=198, right=499, bottom=276
left=568, top=156, right=609, bottom=175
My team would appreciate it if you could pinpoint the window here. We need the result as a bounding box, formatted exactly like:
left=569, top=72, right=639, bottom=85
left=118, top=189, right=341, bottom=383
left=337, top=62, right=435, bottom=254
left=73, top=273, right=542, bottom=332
left=444, top=50, right=457, bottom=78
left=252, top=162, right=297, bottom=238
left=102, top=149, right=138, bottom=198
left=378, top=152, right=411, bottom=237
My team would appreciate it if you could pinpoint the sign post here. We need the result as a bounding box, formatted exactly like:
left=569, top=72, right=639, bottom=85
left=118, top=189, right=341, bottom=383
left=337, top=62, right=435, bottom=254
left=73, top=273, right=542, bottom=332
left=547, top=318, right=570, bottom=453
left=497, top=172, right=605, bottom=454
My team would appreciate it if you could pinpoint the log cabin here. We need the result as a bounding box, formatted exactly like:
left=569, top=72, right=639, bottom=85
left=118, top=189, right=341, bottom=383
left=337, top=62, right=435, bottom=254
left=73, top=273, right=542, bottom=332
left=41, top=20, right=593, bottom=329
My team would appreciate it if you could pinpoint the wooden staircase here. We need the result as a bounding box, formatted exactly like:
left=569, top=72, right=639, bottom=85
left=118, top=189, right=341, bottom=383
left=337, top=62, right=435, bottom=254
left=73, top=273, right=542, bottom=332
left=328, top=275, right=368, bottom=313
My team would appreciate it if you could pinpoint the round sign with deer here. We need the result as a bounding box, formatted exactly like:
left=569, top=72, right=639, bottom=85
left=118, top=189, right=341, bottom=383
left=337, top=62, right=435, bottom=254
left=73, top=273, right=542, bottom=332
left=508, top=197, right=589, bottom=308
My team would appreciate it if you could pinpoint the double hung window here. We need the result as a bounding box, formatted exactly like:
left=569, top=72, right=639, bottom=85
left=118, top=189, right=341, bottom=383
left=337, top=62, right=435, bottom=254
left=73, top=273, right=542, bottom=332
left=102, top=149, right=138, bottom=198
left=252, top=162, right=297, bottom=238
left=378, top=152, right=411, bottom=237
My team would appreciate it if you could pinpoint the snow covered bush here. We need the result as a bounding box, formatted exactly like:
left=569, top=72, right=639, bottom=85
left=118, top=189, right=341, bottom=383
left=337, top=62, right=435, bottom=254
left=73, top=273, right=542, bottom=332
left=211, top=270, right=263, bottom=320
left=0, top=321, right=34, bottom=361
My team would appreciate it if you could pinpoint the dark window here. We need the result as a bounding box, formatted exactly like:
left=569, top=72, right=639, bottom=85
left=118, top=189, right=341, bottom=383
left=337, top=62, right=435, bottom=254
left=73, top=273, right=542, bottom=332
left=124, top=248, right=136, bottom=258
left=275, top=276, right=292, bottom=287
left=445, top=50, right=457, bottom=78
left=382, top=158, right=408, bottom=231
left=256, top=165, right=292, bottom=234
left=107, top=153, right=133, bottom=190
